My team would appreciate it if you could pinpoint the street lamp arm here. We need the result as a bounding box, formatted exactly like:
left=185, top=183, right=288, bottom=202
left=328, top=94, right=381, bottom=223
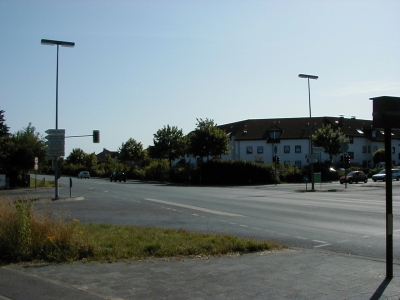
left=298, top=74, right=318, bottom=80
left=41, top=39, right=75, bottom=48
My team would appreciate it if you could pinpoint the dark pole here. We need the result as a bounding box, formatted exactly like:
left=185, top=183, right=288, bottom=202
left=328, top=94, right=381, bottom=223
left=307, top=77, right=315, bottom=191
left=384, top=126, right=393, bottom=279
left=299, top=74, right=318, bottom=191
left=41, top=39, right=75, bottom=200
left=55, top=44, right=59, bottom=199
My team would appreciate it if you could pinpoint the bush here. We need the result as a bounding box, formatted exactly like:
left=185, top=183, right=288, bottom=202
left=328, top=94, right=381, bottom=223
left=144, top=160, right=170, bottom=181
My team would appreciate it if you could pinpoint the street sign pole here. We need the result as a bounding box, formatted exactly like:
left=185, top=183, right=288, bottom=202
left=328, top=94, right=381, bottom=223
left=45, top=129, right=65, bottom=199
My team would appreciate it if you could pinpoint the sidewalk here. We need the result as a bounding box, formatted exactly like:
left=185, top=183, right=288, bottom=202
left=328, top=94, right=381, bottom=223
left=3, top=249, right=399, bottom=300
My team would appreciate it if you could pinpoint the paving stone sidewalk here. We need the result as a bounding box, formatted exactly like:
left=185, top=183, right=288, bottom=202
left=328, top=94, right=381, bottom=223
left=4, top=249, right=399, bottom=300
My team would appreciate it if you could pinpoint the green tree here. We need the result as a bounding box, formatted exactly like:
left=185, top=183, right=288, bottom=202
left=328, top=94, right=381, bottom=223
left=188, top=118, right=231, bottom=161
left=373, top=148, right=385, bottom=165
left=66, top=148, right=87, bottom=165
left=153, top=125, right=187, bottom=168
left=84, top=152, right=98, bottom=172
left=118, top=138, right=147, bottom=166
left=312, top=124, right=349, bottom=164
left=7, top=123, right=46, bottom=186
left=0, top=109, right=10, bottom=137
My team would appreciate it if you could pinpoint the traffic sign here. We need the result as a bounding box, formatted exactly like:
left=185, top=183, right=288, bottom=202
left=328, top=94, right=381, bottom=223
left=46, top=149, right=65, bottom=156
left=45, top=135, right=65, bottom=140
left=306, top=154, right=318, bottom=159
left=312, top=147, right=324, bottom=153
left=46, top=139, right=65, bottom=147
left=307, top=158, right=318, bottom=163
left=45, top=129, right=65, bottom=135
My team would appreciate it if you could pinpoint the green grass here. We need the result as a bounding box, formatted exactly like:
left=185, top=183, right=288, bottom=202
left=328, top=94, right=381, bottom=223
left=0, top=197, right=284, bottom=264
left=29, top=177, right=54, bottom=188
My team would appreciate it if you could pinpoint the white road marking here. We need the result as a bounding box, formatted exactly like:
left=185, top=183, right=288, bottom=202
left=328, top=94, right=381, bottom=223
left=295, top=236, right=308, bottom=240
left=314, top=243, right=331, bottom=248
left=145, top=198, right=244, bottom=217
left=312, top=240, right=328, bottom=244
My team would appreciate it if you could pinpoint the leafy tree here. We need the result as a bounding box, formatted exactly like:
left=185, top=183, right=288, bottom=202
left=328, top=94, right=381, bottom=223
left=0, top=109, right=10, bottom=137
left=188, top=118, right=231, bottom=161
left=152, top=125, right=187, bottom=168
left=372, top=148, right=385, bottom=165
left=118, top=138, right=147, bottom=166
left=312, top=124, right=349, bottom=164
left=84, top=152, right=98, bottom=171
left=6, top=123, right=46, bottom=186
left=66, top=148, right=87, bottom=165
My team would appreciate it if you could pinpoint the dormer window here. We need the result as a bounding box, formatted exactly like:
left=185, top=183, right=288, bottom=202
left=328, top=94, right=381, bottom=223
left=269, top=131, right=281, bottom=139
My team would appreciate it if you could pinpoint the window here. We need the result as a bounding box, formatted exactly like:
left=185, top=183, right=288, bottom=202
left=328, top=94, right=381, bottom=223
left=348, top=151, right=354, bottom=159
left=268, top=131, right=281, bottom=139
left=362, top=146, right=366, bottom=153
left=246, top=146, right=253, bottom=154
left=284, top=160, right=290, bottom=165
left=284, top=146, right=290, bottom=153
left=392, top=147, right=395, bottom=154
left=295, top=160, right=302, bottom=167
left=295, top=145, right=301, bottom=153
left=257, top=146, right=263, bottom=154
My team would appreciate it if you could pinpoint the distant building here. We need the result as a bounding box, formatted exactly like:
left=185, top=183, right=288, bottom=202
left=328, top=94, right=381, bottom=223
left=217, top=116, right=400, bottom=168
left=96, top=148, right=118, bottom=163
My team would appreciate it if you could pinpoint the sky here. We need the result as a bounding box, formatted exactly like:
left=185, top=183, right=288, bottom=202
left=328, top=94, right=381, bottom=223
left=1, top=0, right=399, bottom=158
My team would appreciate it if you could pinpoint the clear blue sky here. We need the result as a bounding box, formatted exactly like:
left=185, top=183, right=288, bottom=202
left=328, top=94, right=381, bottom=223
left=1, top=1, right=399, bottom=157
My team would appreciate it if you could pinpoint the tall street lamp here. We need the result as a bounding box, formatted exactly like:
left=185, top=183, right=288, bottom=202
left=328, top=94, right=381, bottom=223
left=41, top=39, right=75, bottom=199
left=298, top=73, right=318, bottom=191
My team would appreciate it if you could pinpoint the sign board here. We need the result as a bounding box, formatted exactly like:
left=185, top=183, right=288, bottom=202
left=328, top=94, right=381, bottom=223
left=46, top=139, right=65, bottom=147
left=46, top=149, right=65, bottom=156
left=45, top=129, right=65, bottom=135
left=306, top=154, right=318, bottom=159
left=307, top=158, right=318, bottom=163
left=313, top=147, right=324, bottom=153
left=314, top=172, right=321, bottom=183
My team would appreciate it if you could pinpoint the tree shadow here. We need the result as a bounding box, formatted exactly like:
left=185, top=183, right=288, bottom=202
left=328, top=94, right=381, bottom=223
left=369, top=278, right=392, bottom=300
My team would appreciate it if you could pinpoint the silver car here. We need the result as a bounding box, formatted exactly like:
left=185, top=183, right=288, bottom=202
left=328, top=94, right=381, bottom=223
left=78, top=171, right=90, bottom=179
left=372, top=169, right=400, bottom=182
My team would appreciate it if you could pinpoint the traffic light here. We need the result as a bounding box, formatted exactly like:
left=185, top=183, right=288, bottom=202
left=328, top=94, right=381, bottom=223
left=345, top=155, right=351, bottom=165
left=277, top=157, right=281, bottom=164
left=93, top=130, right=100, bottom=143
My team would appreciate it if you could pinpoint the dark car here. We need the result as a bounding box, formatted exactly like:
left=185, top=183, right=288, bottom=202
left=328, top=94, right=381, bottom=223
left=340, top=171, right=368, bottom=184
left=110, top=171, right=126, bottom=182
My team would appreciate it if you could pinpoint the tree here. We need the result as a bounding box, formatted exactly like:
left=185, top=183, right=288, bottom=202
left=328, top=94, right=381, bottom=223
left=152, top=125, right=187, bottom=168
left=118, top=138, right=147, bottom=166
left=188, top=118, right=231, bottom=161
left=312, top=124, right=349, bottom=164
left=0, top=109, right=10, bottom=137
left=6, top=123, right=46, bottom=186
left=373, top=148, right=385, bottom=165
left=66, top=148, right=87, bottom=165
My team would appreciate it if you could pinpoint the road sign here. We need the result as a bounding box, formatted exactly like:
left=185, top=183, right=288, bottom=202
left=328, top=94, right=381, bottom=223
left=306, top=154, right=318, bottom=159
left=313, top=147, right=324, bottom=153
left=307, top=158, right=318, bottom=163
left=45, top=135, right=65, bottom=140
left=45, top=129, right=65, bottom=135
left=46, top=149, right=65, bottom=156
left=46, top=139, right=65, bottom=147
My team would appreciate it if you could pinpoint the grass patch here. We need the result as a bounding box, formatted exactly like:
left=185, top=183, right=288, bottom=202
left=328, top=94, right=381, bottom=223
left=0, top=197, right=284, bottom=264
left=29, top=177, right=54, bottom=188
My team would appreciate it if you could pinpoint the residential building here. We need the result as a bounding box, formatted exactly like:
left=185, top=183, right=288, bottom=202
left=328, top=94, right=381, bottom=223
left=218, top=116, right=400, bottom=168
left=96, top=148, right=118, bottom=163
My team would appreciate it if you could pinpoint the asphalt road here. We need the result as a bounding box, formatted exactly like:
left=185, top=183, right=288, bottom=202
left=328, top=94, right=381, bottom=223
left=8, top=175, right=400, bottom=263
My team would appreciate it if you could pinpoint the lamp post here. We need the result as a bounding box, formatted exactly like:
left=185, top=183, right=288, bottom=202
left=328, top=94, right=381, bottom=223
left=41, top=39, right=75, bottom=199
left=298, top=74, right=318, bottom=191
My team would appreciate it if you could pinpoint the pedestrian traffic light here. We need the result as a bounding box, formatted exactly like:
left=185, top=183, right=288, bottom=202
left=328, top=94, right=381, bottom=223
left=93, top=130, right=100, bottom=143
left=277, top=157, right=281, bottom=163
left=345, top=155, right=351, bottom=165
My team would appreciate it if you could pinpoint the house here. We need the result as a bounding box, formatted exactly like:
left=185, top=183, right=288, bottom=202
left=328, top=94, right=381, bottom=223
left=96, top=148, right=118, bottom=163
left=217, top=116, right=400, bottom=168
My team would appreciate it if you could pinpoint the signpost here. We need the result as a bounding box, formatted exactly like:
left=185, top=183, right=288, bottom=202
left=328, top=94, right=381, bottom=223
left=45, top=129, right=65, bottom=199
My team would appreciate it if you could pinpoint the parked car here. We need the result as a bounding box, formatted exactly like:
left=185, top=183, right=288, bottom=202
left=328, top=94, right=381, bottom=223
left=110, top=171, right=126, bottom=182
left=372, top=169, right=400, bottom=182
left=339, top=171, right=368, bottom=184
left=78, top=171, right=90, bottom=179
